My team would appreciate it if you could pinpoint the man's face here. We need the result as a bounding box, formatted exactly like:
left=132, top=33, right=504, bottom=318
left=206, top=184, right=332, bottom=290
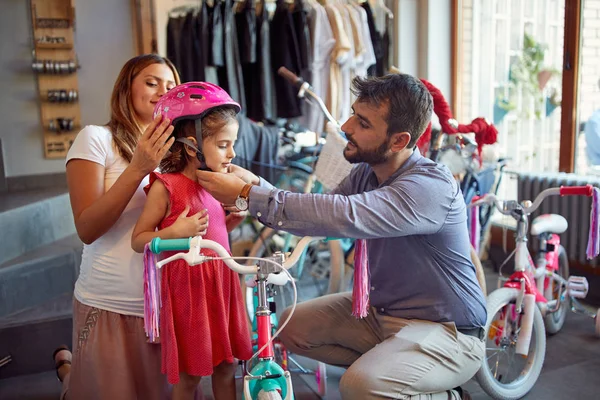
left=340, top=101, right=392, bottom=165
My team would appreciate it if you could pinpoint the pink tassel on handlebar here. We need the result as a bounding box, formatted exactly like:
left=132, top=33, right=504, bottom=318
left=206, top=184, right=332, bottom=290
left=469, top=202, right=481, bottom=254
left=586, top=187, right=600, bottom=259
left=352, top=239, right=370, bottom=318
left=144, top=244, right=161, bottom=343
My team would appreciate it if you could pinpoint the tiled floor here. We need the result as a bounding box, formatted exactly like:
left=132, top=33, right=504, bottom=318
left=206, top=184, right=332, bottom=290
left=1, top=264, right=600, bottom=399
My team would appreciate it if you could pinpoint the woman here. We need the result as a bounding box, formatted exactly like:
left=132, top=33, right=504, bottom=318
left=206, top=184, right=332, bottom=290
left=53, top=54, right=209, bottom=399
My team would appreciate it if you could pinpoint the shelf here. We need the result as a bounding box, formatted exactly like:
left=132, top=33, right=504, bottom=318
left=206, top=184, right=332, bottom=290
left=35, top=42, right=73, bottom=50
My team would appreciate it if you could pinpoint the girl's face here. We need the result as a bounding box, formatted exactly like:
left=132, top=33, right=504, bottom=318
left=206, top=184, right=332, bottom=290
left=201, top=121, right=239, bottom=173
left=131, top=63, right=176, bottom=126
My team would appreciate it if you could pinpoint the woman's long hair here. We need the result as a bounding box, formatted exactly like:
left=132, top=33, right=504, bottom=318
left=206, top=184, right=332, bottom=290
left=107, top=54, right=180, bottom=162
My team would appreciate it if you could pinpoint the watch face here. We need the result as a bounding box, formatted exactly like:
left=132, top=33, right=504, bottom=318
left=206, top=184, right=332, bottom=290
left=235, top=197, right=248, bottom=211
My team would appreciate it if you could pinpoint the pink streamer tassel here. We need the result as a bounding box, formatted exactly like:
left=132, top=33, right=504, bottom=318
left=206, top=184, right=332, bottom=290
left=144, top=244, right=161, bottom=342
left=587, top=187, right=600, bottom=260
left=469, top=202, right=481, bottom=254
left=352, top=239, right=370, bottom=319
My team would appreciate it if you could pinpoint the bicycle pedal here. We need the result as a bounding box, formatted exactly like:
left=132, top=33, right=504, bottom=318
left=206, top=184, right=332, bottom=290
left=567, top=276, right=589, bottom=299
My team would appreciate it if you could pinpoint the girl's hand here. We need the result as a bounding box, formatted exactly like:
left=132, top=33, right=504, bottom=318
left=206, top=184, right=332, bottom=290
left=224, top=204, right=248, bottom=232
left=223, top=204, right=248, bottom=219
left=228, top=164, right=260, bottom=185
left=129, top=114, right=175, bottom=177
left=169, top=206, right=209, bottom=237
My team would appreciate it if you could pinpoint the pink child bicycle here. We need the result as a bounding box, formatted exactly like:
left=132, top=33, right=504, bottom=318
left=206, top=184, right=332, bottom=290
left=469, top=184, right=600, bottom=399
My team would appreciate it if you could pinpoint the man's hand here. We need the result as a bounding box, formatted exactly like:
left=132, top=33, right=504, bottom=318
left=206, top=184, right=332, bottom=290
left=196, top=170, right=246, bottom=205
left=228, top=164, right=260, bottom=185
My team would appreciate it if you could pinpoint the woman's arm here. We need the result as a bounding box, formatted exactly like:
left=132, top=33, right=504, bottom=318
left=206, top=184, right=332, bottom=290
left=131, top=180, right=209, bottom=253
left=67, top=116, right=175, bottom=245
left=67, top=160, right=147, bottom=244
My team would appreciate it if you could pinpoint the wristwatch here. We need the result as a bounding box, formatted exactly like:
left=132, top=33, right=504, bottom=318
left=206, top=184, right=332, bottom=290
left=235, top=183, right=253, bottom=211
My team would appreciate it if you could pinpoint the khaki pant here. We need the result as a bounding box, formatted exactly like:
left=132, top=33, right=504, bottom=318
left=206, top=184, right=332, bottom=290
left=279, top=293, right=484, bottom=400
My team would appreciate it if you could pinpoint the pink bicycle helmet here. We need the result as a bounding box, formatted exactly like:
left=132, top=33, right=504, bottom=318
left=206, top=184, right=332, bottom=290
left=153, top=81, right=240, bottom=122
left=153, top=82, right=241, bottom=168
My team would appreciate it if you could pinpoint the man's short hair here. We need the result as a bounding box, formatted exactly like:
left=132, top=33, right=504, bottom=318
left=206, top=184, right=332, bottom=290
left=351, top=74, right=433, bottom=148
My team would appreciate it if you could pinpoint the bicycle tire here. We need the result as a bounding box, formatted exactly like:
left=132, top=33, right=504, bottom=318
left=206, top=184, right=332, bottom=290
left=476, top=288, right=546, bottom=400
left=257, top=389, right=283, bottom=400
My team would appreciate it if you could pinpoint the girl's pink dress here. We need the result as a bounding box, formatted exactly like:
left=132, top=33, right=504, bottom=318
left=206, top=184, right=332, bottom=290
left=147, top=172, right=252, bottom=384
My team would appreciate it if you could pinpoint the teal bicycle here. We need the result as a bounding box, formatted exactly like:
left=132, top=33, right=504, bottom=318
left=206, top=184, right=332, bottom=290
left=150, top=235, right=321, bottom=400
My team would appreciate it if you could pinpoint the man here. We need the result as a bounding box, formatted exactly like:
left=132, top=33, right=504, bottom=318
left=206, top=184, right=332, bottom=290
left=197, top=73, right=486, bottom=399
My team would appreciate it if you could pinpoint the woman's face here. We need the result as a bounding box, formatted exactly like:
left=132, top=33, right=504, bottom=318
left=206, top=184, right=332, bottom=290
left=131, top=63, right=176, bottom=126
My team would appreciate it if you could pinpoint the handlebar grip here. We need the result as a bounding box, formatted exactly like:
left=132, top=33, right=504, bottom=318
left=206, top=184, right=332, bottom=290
left=150, top=237, right=191, bottom=254
left=559, top=185, right=594, bottom=197
left=277, top=67, right=303, bottom=88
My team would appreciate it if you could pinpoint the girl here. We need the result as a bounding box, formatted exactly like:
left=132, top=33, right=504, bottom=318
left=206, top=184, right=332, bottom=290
left=131, top=82, right=252, bottom=400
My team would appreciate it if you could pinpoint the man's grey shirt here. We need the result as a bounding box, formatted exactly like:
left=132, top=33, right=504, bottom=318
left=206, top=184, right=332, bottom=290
left=251, top=149, right=486, bottom=328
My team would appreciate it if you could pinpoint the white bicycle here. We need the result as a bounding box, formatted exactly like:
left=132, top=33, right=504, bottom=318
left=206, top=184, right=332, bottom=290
left=149, top=235, right=323, bottom=400
left=469, top=185, right=600, bottom=399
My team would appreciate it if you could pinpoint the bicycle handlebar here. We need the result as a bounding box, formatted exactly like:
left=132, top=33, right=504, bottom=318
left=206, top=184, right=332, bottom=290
left=559, top=185, right=594, bottom=196
left=150, top=236, right=323, bottom=274
left=277, top=66, right=339, bottom=128
left=469, top=185, right=594, bottom=216
left=277, top=66, right=304, bottom=89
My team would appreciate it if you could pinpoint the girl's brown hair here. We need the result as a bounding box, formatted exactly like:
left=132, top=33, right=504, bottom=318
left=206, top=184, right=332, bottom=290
left=159, top=107, right=238, bottom=173
left=107, top=54, right=180, bottom=162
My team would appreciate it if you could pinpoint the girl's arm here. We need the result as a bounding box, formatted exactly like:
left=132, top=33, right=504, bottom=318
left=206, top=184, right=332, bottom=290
left=131, top=180, right=209, bottom=253
left=225, top=211, right=248, bottom=233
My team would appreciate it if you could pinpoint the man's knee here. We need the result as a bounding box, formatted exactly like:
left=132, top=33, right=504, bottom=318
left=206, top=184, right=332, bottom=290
left=278, top=306, right=301, bottom=352
left=339, top=364, right=378, bottom=400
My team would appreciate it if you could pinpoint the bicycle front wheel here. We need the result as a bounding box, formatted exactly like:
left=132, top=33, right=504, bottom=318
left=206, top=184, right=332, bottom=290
left=257, top=389, right=283, bottom=400
left=476, top=288, right=546, bottom=400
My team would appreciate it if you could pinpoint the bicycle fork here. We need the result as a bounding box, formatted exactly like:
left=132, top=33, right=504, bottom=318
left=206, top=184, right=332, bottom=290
left=243, top=254, right=294, bottom=400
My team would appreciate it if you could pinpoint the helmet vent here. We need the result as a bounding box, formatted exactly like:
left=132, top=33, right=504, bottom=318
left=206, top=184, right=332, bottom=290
left=190, top=94, right=204, bottom=99
left=189, top=84, right=207, bottom=90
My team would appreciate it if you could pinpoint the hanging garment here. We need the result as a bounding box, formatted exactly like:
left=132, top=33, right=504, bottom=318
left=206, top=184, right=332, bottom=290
left=166, top=15, right=185, bottom=76
left=355, top=5, right=376, bottom=75
left=324, top=4, right=351, bottom=122
left=217, top=0, right=246, bottom=110
left=297, top=0, right=335, bottom=133
left=243, top=4, right=275, bottom=122
left=179, top=11, right=197, bottom=81
left=233, top=114, right=281, bottom=184
left=191, top=3, right=208, bottom=82
left=235, top=1, right=257, bottom=64
left=362, top=1, right=384, bottom=77
left=337, top=4, right=358, bottom=123
left=207, top=1, right=225, bottom=67
left=270, top=1, right=303, bottom=118
left=292, top=0, right=312, bottom=73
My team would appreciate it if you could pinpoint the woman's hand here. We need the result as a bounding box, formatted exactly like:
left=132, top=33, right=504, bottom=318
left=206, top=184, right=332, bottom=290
left=129, top=114, right=175, bottom=177
left=228, top=164, right=260, bottom=185
left=168, top=206, right=209, bottom=237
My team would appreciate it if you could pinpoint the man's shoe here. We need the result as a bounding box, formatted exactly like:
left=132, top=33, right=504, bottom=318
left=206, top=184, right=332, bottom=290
left=452, top=387, right=472, bottom=400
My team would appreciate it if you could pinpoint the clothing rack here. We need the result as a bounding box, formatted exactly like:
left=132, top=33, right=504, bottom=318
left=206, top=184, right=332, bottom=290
left=166, top=0, right=394, bottom=128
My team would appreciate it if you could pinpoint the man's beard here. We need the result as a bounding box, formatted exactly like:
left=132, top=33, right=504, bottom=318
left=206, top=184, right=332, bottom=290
left=343, top=137, right=391, bottom=165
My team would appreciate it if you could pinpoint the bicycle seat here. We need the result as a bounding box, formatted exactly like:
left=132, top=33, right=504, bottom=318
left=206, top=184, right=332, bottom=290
left=530, top=214, right=568, bottom=236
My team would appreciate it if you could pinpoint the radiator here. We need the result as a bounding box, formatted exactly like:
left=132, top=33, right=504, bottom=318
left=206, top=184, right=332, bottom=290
left=517, top=172, right=600, bottom=267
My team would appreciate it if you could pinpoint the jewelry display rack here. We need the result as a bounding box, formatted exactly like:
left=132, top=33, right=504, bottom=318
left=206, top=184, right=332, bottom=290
left=30, top=0, right=80, bottom=159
